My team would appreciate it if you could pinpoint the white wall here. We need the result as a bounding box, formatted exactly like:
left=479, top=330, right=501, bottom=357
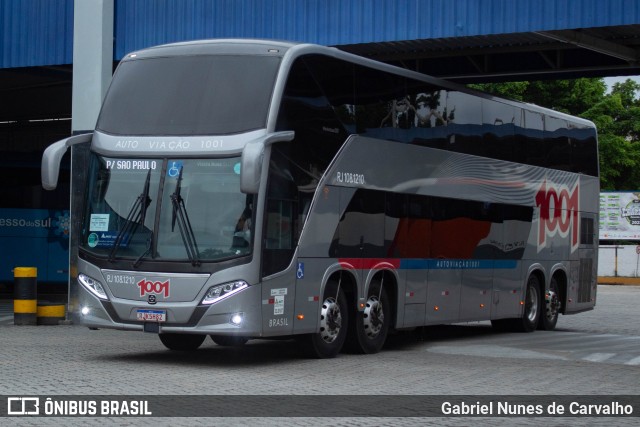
left=598, top=245, right=640, bottom=277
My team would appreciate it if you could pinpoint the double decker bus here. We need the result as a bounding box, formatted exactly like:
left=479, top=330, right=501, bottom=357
left=42, top=39, right=598, bottom=357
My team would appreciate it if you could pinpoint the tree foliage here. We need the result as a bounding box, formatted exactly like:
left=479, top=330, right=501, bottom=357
left=471, top=78, right=640, bottom=190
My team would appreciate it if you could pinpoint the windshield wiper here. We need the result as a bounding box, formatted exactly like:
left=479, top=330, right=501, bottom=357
left=109, top=170, right=152, bottom=262
left=133, top=232, right=154, bottom=268
left=170, top=166, right=201, bottom=266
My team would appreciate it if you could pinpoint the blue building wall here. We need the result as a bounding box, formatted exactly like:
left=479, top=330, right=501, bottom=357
left=1, top=0, right=74, bottom=68
left=2, top=0, right=640, bottom=68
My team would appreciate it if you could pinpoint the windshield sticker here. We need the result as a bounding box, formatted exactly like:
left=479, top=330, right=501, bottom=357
left=87, top=233, right=99, bottom=248
left=105, top=160, right=158, bottom=170
left=234, top=163, right=241, bottom=174
left=89, top=214, right=110, bottom=231
left=88, top=231, right=129, bottom=249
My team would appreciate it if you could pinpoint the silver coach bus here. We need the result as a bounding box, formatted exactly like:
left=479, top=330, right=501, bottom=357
left=42, top=39, right=599, bottom=358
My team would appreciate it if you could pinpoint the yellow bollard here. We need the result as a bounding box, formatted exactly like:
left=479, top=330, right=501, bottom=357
left=36, top=302, right=66, bottom=325
left=14, top=267, right=37, bottom=326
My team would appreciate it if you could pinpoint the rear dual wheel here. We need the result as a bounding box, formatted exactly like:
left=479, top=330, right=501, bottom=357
left=538, top=277, right=560, bottom=331
left=347, top=278, right=390, bottom=354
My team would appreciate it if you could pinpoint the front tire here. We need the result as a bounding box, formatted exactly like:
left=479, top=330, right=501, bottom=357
left=159, top=333, right=206, bottom=351
left=301, top=280, right=348, bottom=358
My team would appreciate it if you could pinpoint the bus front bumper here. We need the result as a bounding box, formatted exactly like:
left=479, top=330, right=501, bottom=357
left=77, top=283, right=263, bottom=337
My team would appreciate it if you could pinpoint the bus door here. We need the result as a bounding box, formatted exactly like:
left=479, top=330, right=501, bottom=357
left=459, top=202, right=499, bottom=322
left=425, top=200, right=464, bottom=324
left=491, top=206, right=528, bottom=320
left=260, top=149, right=298, bottom=335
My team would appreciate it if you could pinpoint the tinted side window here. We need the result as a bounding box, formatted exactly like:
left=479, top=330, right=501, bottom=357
left=546, top=116, right=571, bottom=171
left=277, top=57, right=348, bottom=176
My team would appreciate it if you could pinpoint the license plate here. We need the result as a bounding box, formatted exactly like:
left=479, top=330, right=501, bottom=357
left=136, top=309, right=166, bottom=322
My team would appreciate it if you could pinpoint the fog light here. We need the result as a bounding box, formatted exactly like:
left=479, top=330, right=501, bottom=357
left=230, top=313, right=243, bottom=325
left=81, top=306, right=90, bottom=316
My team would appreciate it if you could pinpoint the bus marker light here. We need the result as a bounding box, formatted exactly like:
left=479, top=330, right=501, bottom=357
left=434, top=306, right=439, bottom=311
left=520, top=301, right=524, bottom=305
left=297, top=314, right=304, bottom=320
left=360, top=303, right=365, bottom=309
left=479, top=304, right=484, bottom=308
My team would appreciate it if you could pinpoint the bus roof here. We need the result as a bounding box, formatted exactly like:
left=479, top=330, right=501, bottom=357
left=121, top=38, right=596, bottom=130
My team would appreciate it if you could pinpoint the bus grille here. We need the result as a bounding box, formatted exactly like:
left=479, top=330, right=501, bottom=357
left=578, top=258, right=593, bottom=303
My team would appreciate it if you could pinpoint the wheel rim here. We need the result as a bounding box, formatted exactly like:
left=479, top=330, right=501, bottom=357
left=526, top=285, right=539, bottom=323
left=319, top=297, right=342, bottom=343
left=545, top=289, right=560, bottom=320
left=363, top=296, right=384, bottom=338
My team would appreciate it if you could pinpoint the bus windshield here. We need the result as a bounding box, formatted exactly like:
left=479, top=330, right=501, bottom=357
left=80, top=155, right=253, bottom=263
left=96, top=55, right=281, bottom=136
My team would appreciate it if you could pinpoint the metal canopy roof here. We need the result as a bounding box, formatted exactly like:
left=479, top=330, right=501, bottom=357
left=2, top=0, right=640, bottom=122
left=339, top=24, right=640, bottom=82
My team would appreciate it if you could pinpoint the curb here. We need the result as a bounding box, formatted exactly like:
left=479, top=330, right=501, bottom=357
left=598, top=277, right=640, bottom=286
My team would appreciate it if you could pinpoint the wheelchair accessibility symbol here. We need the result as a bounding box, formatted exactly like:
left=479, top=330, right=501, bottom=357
left=168, top=161, right=183, bottom=178
left=296, top=262, right=304, bottom=279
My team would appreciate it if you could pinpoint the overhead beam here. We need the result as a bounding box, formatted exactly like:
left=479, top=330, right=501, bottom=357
left=439, top=63, right=640, bottom=82
left=535, top=30, right=639, bottom=63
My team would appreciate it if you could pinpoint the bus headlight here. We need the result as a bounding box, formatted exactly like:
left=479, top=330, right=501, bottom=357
left=201, top=280, right=249, bottom=305
left=78, top=273, right=109, bottom=300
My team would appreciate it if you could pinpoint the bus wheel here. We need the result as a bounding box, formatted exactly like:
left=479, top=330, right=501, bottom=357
left=158, top=333, right=206, bottom=351
left=210, top=335, right=249, bottom=346
left=351, top=280, right=390, bottom=354
left=302, top=281, right=348, bottom=358
left=491, top=274, right=541, bottom=332
left=515, top=274, right=542, bottom=332
left=538, top=277, right=560, bottom=331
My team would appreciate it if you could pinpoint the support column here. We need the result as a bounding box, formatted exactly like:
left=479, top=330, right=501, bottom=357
left=68, top=0, right=114, bottom=321
left=72, top=0, right=114, bottom=134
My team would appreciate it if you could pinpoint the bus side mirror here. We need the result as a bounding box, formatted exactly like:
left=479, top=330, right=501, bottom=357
left=240, top=131, right=294, bottom=194
left=41, top=133, right=92, bottom=190
left=240, top=140, right=264, bottom=194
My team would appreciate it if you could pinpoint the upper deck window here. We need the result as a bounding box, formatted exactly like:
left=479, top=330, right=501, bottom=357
left=97, top=55, right=281, bottom=136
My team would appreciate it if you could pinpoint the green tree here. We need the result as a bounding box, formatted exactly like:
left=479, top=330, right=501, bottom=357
left=581, top=81, right=640, bottom=189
